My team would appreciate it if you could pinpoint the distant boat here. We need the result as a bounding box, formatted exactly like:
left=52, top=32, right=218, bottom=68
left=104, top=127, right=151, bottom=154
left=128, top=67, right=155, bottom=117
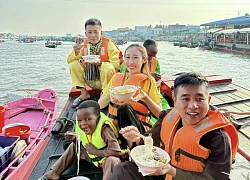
left=0, top=40, right=5, bottom=43
left=45, top=41, right=57, bottom=48
left=56, top=41, right=62, bottom=45
left=115, top=39, right=127, bottom=45
left=173, top=42, right=179, bottom=46
left=200, top=14, right=250, bottom=54
left=23, top=38, right=35, bottom=43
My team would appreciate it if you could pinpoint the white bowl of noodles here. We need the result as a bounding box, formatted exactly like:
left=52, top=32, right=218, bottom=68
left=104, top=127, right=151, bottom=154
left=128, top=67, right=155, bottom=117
left=69, top=176, right=90, bottom=180
left=82, top=55, right=100, bottom=63
left=111, top=85, right=138, bottom=101
left=130, top=145, right=170, bottom=172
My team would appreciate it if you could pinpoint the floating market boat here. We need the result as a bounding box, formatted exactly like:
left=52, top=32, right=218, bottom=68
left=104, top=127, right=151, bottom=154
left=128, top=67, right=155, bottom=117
left=200, top=14, right=250, bottom=54
left=0, top=89, right=58, bottom=180
left=45, top=41, right=57, bottom=48
left=33, top=74, right=250, bottom=180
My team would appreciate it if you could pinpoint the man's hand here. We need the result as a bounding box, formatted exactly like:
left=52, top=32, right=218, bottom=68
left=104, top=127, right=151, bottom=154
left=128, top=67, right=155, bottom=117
left=149, top=164, right=176, bottom=177
left=119, top=126, right=141, bottom=144
left=73, top=44, right=83, bottom=56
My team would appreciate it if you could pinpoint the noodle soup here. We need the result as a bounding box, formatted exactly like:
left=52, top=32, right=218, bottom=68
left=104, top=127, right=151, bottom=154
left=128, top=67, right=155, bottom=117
left=130, top=145, right=170, bottom=172
left=111, top=85, right=138, bottom=101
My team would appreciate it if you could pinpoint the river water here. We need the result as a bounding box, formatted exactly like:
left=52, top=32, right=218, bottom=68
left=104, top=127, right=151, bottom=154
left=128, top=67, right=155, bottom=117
left=0, top=40, right=249, bottom=179
left=1, top=40, right=250, bottom=110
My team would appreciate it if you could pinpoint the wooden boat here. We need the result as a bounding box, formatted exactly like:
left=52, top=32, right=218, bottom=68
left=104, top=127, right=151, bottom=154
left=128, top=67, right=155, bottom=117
left=0, top=89, right=58, bottom=179
left=114, top=39, right=127, bottom=45
left=200, top=14, right=250, bottom=55
left=56, top=41, right=62, bottom=45
left=45, top=41, right=57, bottom=48
left=173, top=42, right=179, bottom=46
left=22, top=38, right=35, bottom=43
left=199, top=45, right=212, bottom=51
left=33, top=74, right=250, bottom=179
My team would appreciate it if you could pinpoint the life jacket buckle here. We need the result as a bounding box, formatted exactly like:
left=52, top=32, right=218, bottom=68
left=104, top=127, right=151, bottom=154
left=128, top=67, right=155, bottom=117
left=175, top=148, right=181, bottom=162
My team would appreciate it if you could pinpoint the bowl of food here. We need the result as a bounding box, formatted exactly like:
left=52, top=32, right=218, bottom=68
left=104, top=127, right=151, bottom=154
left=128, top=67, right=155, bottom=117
left=68, top=176, right=90, bottom=180
left=82, top=55, right=100, bottom=63
left=111, top=85, right=138, bottom=101
left=130, top=145, right=170, bottom=172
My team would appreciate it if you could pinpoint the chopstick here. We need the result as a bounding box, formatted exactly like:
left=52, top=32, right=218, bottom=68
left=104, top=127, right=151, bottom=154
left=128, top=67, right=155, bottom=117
left=132, top=131, right=145, bottom=140
left=102, top=83, right=117, bottom=92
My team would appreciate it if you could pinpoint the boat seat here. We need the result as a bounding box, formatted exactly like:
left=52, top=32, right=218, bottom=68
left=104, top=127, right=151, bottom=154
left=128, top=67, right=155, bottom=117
left=61, top=159, right=103, bottom=180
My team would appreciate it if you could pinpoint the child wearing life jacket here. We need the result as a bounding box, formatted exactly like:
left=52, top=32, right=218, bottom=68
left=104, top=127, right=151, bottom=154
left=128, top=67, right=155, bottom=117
left=40, top=100, right=122, bottom=180
left=143, top=39, right=170, bottom=123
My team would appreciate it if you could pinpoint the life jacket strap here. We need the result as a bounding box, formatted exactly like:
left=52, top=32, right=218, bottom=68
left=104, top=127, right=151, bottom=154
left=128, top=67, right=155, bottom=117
left=91, top=156, right=105, bottom=162
left=109, top=101, right=151, bottom=117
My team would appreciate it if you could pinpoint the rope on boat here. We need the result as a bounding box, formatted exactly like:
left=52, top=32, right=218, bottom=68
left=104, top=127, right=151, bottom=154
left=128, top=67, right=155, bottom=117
left=218, top=108, right=250, bottom=123
left=41, top=117, right=58, bottom=129
left=4, top=98, right=51, bottom=116
left=35, top=98, right=50, bottom=115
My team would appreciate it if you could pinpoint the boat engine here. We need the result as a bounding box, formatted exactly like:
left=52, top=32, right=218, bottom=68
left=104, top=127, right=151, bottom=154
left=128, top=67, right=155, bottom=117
left=51, top=117, right=75, bottom=135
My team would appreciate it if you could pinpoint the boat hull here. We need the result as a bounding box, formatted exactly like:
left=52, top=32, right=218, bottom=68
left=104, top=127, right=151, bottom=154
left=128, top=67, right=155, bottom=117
left=0, top=89, right=58, bottom=180
left=214, top=42, right=250, bottom=55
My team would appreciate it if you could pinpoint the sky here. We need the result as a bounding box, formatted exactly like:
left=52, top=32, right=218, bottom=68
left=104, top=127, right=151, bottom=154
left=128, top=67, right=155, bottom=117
left=0, top=0, right=250, bottom=36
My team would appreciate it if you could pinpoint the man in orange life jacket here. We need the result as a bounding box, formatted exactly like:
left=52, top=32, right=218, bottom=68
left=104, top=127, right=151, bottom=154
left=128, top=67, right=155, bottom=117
left=112, top=72, right=238, bottom=180
left=67, top=18, right=123, bottom=107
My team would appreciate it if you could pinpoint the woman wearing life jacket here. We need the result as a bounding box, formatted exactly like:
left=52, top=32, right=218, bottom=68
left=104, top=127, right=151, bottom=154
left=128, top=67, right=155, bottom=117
left=67, top=18, right=123, bottom=108
left=98, top=44, right=162, bottom=146
left=113, top=72, right=238, bottom=180
left=120, top=40, right=170, bottom=124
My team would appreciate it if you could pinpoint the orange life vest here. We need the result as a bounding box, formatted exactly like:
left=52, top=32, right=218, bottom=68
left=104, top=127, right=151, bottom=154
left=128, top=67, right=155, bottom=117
left=107, top=73, right=152, bottom=129
left=83, top=37, right=123, bottom=64
left=149, top=57, right=157, bottom=73
left=160, top=109, right=238, bottom=180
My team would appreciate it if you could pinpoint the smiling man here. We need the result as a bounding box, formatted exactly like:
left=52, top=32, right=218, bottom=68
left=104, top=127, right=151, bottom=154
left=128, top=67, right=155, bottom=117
left=113, top=72, right=239, bottom=180
left=67, top=18, right=123, bottom=108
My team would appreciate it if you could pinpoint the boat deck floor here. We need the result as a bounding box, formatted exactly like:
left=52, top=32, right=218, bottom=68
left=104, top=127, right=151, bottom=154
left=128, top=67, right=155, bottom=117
left=30, top=94, right=104, bottom=180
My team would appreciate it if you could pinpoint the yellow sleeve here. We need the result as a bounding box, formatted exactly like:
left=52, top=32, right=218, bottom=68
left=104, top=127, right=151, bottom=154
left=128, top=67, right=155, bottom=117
left=142, top=77, right=161, bottom=105
left=107, top=41, right=120, bottom=70
left=102, top=74, right=116, bottom=96
left=67, top=50, right=82, bottom=64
